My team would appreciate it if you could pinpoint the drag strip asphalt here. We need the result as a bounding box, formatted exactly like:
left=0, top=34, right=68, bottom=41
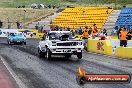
left=0, top=38, right=132, bottom=88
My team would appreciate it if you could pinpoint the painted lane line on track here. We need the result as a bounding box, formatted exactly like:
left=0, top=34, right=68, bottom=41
left=0, top=55, right=28, bottom=88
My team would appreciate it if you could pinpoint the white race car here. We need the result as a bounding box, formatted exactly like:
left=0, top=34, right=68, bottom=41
left=38, top=31, right=84, bottom=60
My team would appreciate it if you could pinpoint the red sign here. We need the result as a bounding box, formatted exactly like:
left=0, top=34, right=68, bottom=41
left=97, top=42, right=104, bottom=51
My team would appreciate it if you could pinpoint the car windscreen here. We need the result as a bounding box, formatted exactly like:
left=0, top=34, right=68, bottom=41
left=10, top=33, right=15, bottom=36
left=49, top=32, right=73, bottom=40
left=10, top=33, right=24, bottom=37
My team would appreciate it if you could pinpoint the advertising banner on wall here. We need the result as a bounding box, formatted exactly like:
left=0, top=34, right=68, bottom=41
left=0, top=29, right=19, bottom=37
left=18, top=29, right=43, bottom=38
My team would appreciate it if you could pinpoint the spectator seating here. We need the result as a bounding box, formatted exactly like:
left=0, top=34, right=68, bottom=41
left=115, top=7, right=132, bottom=30
left=50, top=7, right=113, bottom=31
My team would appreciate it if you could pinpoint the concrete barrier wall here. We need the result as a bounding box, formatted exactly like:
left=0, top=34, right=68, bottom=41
left=115, top=47, right=132, bottom=59
left=87, top=39, right=112, bottom=55
left=0, top=29, right=44, bottom=38
left=0, top=29, right=18, bottom=37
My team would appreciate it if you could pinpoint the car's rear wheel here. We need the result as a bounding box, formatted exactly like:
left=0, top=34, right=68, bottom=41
left=45, top=48, right=51, bottom=60
left=77, top=52, right=82, bottom=59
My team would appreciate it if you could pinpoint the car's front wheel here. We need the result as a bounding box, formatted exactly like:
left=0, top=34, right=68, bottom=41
left=45, top=48, right=51, bottom=60
left=8, top=41, right=12, bottom=45
left=21, top=42, right=26, bottom=45
left=77, top=52, right=82, bottom=59
left=24, top=42, right=26, bottom=45
left=23, top=42, right=26, bottom=45
left=38, top=48, right=45, bottom=57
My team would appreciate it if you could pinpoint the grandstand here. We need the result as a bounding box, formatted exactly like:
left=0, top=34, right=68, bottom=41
left=50, top=7, right=113, bottom=31
left=115, top=7, right=132, bottom=30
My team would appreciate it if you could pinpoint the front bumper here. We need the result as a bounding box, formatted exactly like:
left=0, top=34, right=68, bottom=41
left=10, top=40, right=26, bottom=43
left=49, top=46, right=84, bottom=54
left=51, top=49, right=82, bottom=54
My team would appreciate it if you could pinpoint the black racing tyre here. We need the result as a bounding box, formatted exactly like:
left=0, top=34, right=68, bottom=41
left=24, top=42, right=26, bottom=45
left=7, top=41, right=9, bottom=45
left=21, top=42, right=23, bottom=45
left=77, top=52, right=82, bottom=59
left=45, top=48, right=51, bottom=60
left=8, top=41, right=12, bottom=45
left=38, top=48, right=45, bottom=57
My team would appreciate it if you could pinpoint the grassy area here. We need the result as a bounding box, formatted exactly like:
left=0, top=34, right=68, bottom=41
left=0, top=8, right=54, bottom=28
left=0, top=0, right=131, bottom=8
left=0, top=0, right=131, bottom=29
left=0, top=0, right=61, bottom=8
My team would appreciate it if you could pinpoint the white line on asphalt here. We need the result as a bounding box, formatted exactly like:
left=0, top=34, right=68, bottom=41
left=0, top=55, right=28, bottom=88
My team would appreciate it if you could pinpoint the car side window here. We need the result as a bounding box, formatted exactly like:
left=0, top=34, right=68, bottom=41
left=10, top=33, right=15, bottom=36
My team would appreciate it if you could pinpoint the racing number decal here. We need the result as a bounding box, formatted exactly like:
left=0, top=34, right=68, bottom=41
left=97, top=42, right=104, bottom=51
